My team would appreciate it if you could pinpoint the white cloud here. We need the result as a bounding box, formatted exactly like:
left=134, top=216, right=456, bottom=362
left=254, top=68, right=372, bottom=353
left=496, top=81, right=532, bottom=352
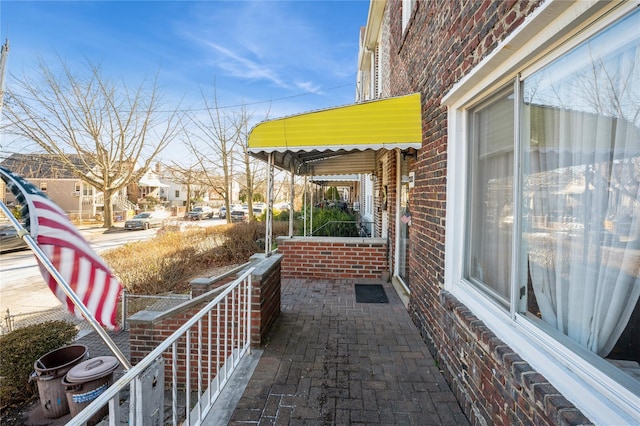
left=199, top=39, right=289, bottom=89
left=171, top=1, right=359, bottom=97
left=295, top=81, right=322, bottom=95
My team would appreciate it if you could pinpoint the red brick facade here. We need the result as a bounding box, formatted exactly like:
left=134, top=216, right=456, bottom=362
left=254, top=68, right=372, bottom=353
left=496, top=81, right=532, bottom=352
left=380, top=1, right=592, bottom=424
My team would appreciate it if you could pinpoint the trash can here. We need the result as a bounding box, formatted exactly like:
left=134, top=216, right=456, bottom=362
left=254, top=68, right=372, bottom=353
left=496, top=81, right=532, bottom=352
left=32, top=344, right=89, bottom=419
left=62, top=356, right=119, bottom=425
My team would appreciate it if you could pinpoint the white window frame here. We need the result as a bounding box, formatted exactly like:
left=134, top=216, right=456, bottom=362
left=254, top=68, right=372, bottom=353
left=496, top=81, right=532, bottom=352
left=402, top=0, right=415, bottom=33
left=375, top=45, right=382, bottom=98
left=442, top=1, right=640, bottom=423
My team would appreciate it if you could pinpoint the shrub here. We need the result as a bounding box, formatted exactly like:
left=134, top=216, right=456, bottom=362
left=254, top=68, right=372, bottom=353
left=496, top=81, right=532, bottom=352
left=103, top=220, right=295, bottom=296
left=0, top=321, right=77, bottom=406
left=273, top=209, right=292, bottom=221
left=213, top=222, right=263, bottom=263
left=272, top=221, right=291, bottom=237
left=104, top=227, right=224, bottom=294
left=303, top=208, right=358, bottom=237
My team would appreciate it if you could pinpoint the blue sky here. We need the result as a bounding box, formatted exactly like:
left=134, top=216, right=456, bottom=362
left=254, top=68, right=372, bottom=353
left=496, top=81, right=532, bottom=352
left=0, top=0, right=370, bottom=163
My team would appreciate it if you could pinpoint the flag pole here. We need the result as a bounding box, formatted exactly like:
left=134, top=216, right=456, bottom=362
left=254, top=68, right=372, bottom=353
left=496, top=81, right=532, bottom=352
left=0, top=201, right=132, bottom=369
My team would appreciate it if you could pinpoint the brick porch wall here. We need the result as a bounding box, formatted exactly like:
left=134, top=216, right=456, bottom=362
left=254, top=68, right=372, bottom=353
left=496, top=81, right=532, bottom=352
left=128, top=253, right=281, bottom=388
left=276, top=236, right=388, bottom=280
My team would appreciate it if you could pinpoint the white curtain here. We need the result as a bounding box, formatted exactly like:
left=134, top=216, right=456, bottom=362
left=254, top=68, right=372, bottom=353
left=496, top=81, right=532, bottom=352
left=525, top=111, right=640, bottom=355
left=523, top=22, right=640, bottom=356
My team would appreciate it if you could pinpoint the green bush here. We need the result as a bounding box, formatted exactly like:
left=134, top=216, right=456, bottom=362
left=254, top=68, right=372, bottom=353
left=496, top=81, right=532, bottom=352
left=303, top=208, right=358, bottom=237
left=0, top=321, right=77, bottom=406
left=325, top=186, right=340, bottom=200
left=273, top=209, right=293, bottom=221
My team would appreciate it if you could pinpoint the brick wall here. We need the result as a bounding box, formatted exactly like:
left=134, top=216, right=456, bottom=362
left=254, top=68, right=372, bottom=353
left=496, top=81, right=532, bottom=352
left=276, top=236, right=388, bottom=280
left=128, top=254, right=281, bottom=389
left=383, top=0, right=591, bottom=424
left=250, top=253, right=281, bottom=346
left=428, top=293, right=589, bottom=425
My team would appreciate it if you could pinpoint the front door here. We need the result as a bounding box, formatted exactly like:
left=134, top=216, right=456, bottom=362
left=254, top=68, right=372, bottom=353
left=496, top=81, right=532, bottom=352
left=398, top=180, right=410, bottom=285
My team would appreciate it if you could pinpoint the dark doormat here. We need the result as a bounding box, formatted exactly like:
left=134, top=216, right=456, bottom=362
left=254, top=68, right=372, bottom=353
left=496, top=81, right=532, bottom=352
left=355, top=284, right=389, bottom=303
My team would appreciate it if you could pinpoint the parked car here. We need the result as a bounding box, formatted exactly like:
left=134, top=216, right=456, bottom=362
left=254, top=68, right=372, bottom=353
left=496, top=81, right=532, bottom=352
left=0, top=224, right=29, bottom=253
left=124, top=212, right=165, bottom=230
left=252, top=203, right=267, bottom=216
left=186, top=206, right=213, bottom=220
left=218, top=206, right=226, bottom=219
left=230, top=209, right=247, bottom=223
left=252, top=207, right=265, bottom=219
left=274, top=202, right=291, bottom=211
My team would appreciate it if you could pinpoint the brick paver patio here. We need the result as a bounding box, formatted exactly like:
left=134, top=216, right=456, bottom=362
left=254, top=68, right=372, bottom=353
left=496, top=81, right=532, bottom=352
left=230, top=278, right=470, bottom=425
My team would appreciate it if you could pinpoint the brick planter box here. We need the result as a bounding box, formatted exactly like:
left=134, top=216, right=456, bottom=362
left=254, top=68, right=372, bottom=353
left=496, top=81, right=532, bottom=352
left=276, top=236, right=388, bottom=280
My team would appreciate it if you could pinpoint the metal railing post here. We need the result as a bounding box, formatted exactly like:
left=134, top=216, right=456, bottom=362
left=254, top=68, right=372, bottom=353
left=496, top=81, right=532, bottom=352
left=121, top=288, right=127, bottom=331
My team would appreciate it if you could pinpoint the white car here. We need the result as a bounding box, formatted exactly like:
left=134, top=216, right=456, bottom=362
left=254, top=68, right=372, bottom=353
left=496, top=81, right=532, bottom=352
left=186, top=206, right=214, bottom=220
left=124, top=212, right=165, bottom=230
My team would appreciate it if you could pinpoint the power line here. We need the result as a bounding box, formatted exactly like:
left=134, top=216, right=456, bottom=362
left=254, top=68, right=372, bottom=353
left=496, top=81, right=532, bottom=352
left=4, top=83, right=355, bottom=114
left=210, top=83, right=354, bottom=110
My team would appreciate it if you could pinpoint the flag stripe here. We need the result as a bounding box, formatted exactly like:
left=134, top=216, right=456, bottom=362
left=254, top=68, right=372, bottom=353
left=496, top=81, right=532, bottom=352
left=0, top=166, right=122, bottom=330
left=103, top=277, right=121, bottom=326
left=34, top=201, right=88, bottom=239
left=75, top=256, right=91, bottom=309
left=88, top=267, right=105, bottom=322
left=59, top=246, right=78, bottom=314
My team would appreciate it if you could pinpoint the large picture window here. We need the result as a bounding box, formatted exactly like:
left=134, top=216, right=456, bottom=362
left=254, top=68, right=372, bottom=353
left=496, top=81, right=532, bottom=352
left=465, top=6, right=639, bottom=394
left=521, top=8, right=639, bottom=379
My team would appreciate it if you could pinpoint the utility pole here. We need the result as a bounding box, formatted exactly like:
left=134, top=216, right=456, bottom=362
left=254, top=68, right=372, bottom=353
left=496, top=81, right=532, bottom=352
left=0, top=39, right=9, bottom=205
left=0, top=39, right=8, bottom=114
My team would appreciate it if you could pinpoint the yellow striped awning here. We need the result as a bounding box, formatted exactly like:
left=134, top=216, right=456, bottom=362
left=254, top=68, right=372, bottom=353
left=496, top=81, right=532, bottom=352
left=248, top=93, right=422, bottom=175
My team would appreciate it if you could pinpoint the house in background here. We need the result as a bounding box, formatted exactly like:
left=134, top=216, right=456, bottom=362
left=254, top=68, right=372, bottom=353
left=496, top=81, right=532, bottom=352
left=1, top=153, right=132, bottom=221
left=151, top=163, right=216, bottom=209
left=127, top=165, right=170, bottom=210
left=162, top=179, right=189, bottom=207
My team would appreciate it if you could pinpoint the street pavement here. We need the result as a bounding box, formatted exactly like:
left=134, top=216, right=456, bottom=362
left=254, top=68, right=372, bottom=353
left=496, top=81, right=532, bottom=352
left=0, top=217, right=225, bottom=333
left=0, top=223, right=111, bottom=333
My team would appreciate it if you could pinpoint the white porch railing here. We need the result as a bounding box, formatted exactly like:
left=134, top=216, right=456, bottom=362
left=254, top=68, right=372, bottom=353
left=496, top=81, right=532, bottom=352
left=67, top=267, right=254, bottom=426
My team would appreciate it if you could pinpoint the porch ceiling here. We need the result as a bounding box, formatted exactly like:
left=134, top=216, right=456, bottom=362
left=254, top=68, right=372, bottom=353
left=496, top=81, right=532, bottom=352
left=248, top=93, right=422, bottom=176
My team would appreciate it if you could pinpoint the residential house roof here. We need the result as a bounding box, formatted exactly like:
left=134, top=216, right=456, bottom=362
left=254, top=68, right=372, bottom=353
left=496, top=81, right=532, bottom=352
left=1, top=153, right=94, bottom=180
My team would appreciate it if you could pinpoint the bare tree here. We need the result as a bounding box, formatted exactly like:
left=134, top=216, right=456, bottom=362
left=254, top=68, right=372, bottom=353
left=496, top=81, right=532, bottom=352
left=2, top=56, right=183, bottom=227
left=232, top=104, right=270, bottom=221
left=185, top=85, right=240, bottom=223
left=165, top=162, right=209, bottom=213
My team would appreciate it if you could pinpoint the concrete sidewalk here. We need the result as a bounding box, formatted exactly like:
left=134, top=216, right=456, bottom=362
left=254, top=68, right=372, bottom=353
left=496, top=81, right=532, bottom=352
left=230, top=279, right=470, bottom=425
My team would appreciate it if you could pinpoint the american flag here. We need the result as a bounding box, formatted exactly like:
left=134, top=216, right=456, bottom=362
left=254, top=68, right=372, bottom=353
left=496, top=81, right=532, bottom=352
left=400, top=213, right=411, bottom=225
left=0, top=166, right=122, bottom=330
